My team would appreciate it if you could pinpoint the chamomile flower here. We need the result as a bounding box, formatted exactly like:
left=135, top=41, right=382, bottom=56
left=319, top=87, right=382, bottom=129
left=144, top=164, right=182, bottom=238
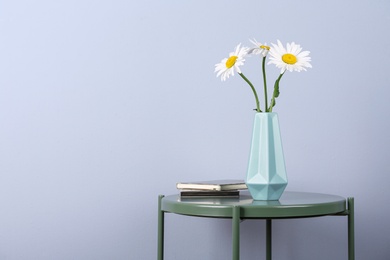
left=215, top=44, right=249, bottom=81
left=268, top=40, right=312, bottom=73
left=248, top=39, right=270, bottom=57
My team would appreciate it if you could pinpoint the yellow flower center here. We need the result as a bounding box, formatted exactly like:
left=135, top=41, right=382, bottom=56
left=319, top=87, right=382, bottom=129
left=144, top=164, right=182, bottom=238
left=226, top=56, right=238, bottom=68
left=282, top=53, right=297, bottom=65
left=260, top=45, right=270, bottom=50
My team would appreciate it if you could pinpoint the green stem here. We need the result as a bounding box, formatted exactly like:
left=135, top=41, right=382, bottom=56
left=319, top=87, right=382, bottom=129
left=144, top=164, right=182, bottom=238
left=262, top=56, right=268, bottom=112
left=239, top=73, right=262, bottom=112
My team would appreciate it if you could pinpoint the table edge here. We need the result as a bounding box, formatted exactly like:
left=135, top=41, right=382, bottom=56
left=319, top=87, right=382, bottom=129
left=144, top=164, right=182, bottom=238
left=160, top=191, right=347, bottom=219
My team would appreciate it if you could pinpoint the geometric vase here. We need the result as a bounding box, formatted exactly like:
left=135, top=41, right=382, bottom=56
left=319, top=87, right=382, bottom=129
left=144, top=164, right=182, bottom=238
left=245, top=112, right=288, bottom=200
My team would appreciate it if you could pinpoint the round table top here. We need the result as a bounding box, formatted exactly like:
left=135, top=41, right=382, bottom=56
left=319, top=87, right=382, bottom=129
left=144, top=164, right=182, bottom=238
left=161, top=191, right=346, bottom=218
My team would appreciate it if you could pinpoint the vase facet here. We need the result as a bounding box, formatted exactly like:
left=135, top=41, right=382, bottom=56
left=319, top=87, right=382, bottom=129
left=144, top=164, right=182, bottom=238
left=246, top=113, right=287, bottom=200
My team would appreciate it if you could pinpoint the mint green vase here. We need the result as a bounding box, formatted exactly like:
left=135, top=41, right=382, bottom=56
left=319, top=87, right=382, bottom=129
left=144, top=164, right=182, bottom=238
left=246, top=113, right=288, bottom=200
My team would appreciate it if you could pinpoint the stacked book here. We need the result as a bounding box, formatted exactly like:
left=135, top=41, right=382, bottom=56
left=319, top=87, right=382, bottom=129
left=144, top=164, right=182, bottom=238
left=176, top=180, right=247, bottom=198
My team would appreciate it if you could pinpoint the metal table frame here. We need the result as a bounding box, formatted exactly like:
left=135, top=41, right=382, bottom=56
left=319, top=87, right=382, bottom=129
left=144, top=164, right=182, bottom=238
left=157, top=191, right=354, bottom=260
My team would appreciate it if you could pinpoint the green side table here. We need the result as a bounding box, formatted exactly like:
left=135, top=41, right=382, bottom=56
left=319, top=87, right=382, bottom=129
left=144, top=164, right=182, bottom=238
left=157, top=191, right=354, bottom=260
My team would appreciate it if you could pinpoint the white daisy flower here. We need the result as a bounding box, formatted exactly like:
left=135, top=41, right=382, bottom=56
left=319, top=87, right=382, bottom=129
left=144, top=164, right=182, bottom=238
left=248, top=39, right=270, bottom=57
left=268, top=40, right=312, bottom=73
left=215, top=43, right=249, bottom=81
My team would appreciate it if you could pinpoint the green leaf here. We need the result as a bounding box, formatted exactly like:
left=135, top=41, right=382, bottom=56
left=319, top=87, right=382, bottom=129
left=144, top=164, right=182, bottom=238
left=273, top=74, right=282, bottom=98
left=268, top=73, right=284, bottom=112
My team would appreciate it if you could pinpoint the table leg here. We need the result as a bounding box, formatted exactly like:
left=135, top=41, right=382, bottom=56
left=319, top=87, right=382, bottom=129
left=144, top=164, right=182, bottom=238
left=158, top=195, right=165, bottom=260
left=347, top=197, right=355, bottom=260
left=266, top=219, right=272, bottom=260
left=232, top=206, right=240, bottom=260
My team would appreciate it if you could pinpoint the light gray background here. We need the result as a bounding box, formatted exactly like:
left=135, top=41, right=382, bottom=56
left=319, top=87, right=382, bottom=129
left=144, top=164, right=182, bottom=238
left=1, top=0, right=389, bottom=259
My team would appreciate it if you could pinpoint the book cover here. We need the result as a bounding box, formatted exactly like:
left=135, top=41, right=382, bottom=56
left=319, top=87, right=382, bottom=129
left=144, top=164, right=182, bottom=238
left=176, top=180, right=247, bottom=191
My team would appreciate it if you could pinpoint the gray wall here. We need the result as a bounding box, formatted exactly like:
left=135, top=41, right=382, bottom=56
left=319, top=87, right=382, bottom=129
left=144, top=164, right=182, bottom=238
left=1, top=0, right=389, bottom=259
